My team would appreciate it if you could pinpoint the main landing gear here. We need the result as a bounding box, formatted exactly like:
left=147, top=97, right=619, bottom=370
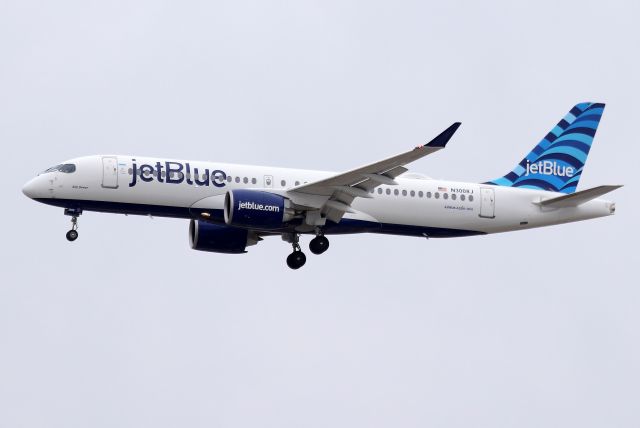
left=309, top=233, right=329, bottom=255
left=284, top=230, right=331, bottom=269
left=64, top=208, right=82, bottom=242
left=286, top=234, right=306, bottom=270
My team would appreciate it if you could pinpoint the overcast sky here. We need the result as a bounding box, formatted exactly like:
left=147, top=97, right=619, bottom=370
left=1, top=0, right=639, bottom=427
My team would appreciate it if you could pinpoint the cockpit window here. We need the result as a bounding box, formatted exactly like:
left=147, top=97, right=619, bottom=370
left=43, top=165, right=61, bottom=173
left=42, top=164, right=76, bottom=174
left=58, top=164, right=76, bottom=173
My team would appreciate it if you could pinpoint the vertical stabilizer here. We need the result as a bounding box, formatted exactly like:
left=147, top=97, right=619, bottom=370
left=487, top=103, right=605, bottom=193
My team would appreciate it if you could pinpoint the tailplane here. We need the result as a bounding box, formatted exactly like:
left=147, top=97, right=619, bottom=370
left=487, top=102, right=605, bottom=194
left=534, top=185, right=622, bottom=208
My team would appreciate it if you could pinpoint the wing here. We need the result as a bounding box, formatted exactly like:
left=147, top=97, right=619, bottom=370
left=290, top=122, right=461, bottom=223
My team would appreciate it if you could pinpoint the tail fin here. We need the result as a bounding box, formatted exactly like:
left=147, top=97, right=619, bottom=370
left=487, top=102, right=605, bottom=194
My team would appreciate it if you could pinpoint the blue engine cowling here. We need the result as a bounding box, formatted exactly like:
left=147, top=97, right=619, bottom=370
left=189, top=219, right=251, bottom=254
left=224, top=189, right=293, bottom=229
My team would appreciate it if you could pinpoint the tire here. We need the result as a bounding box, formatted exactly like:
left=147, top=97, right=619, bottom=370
left=66, top=230, right=78, bottom=241
left=286, top=251, right=306, bottom=269
left=309, top=236, right=329, bottom=255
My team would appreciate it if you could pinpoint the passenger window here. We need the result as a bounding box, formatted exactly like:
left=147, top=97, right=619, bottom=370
left=243, top=177, right=248, bottom=184
left=394, top=189, right=399, bottom=196
left=377, top=188, right=383, bottom=194
left=427, top=192, right=432, bottom=198
left=235, top=177, right=240, bottom=183
left=435, top=192, right=440, bottom=199
left=418, top=191, right=423, bottom=197
left=402, top=190, right=407, bottom=196
left=252, top=178, right=257, bottom=184
left=128, top=168, right=133, bottom=175
left=461, top=194, right=466, bottom=201
left=451, top=194, right=457, bottom=200
left=410, top=190, right=415, bottom=197
left=469, top=195, right=474, bottom=202
left=295, top=181, right=300, bottom=186
left=386, top=188, right=391, bottom=195
left=281, top=180, right=286, bottom=187
left=227, top=176, right=232, bottom=182
left=443, top=193, right=448, bottom=200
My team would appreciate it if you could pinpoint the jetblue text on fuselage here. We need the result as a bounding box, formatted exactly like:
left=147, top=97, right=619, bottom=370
left=129, top=160, right=227, bottom=188
left=237, top=201, right=280, bottom=213
left=524, top=160, right=574, bottom=177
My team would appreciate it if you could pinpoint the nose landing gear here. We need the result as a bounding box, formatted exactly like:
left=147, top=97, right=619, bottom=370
left=66, top=227, right=78, bottom=242
left=64, top=208, right=82, bottom=242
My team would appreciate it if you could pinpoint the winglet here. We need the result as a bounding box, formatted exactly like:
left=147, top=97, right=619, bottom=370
left=425, top=122, right=462, bottom=148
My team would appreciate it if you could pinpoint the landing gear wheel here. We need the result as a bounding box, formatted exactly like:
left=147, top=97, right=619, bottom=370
left=66, top=215, right=79, bottom=242
left=286, top=251, right=307, bottom=270
left=309, top=235, right=329, bottom=255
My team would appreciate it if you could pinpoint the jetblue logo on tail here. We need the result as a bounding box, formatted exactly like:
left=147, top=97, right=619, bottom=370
left=524, top=160, right=574, bottom=178
left=487, top=102, right=605, bottom=194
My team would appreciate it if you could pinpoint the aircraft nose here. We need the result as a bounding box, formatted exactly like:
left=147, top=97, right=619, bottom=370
left=22, top=177, right=43, bottom=199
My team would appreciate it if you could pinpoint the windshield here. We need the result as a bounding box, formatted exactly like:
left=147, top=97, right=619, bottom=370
left=42, top=164, right=76, bottom=174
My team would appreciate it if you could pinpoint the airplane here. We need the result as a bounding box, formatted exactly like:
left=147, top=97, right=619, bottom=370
left=22, top=102, right=621, bottom=269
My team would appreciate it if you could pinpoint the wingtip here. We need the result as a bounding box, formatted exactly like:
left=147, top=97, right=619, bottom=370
left=425, top=122, right=461, bottom=148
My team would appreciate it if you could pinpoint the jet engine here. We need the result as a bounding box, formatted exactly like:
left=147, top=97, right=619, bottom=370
left=224, top=189, right=294, bottom=229
left=189, top=219, right=258, bottom=254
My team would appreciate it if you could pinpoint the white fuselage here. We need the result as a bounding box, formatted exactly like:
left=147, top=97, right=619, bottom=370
left=22, top=155, right=616, bottom=238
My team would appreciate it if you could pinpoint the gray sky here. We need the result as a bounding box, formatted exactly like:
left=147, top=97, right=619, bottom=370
left=1, top=0, right=639, bottom=427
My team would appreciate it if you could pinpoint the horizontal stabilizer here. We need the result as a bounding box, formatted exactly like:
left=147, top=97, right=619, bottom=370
left=535, top=185, right=622, bottom=208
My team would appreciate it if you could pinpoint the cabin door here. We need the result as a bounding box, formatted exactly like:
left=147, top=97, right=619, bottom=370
left=102, top=156, right=119, bottom=189
left=479, top=188, right=495, bottom=218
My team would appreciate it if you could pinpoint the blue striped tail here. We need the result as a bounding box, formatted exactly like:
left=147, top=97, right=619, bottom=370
left=486, top=102, right=605, bottom=194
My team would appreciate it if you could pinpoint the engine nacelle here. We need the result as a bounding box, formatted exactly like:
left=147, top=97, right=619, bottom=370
left=189, top=219, right=256, bottom=254
left=224, top=189, right=294, bottom=229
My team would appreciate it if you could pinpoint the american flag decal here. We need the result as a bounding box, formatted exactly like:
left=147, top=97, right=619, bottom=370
left=438, top=186, right=447, bottom=192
